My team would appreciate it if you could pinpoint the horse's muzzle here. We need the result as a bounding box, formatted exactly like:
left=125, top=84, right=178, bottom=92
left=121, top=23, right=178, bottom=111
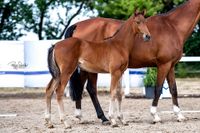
left=143, top=34, right=151, bottom=41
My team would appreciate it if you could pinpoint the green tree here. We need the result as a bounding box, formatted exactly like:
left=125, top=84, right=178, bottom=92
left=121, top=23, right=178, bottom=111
left=0, top=0, right=32, bottom=40
left=27, top=0, right=93, bottom=40
left=184, top=24, right=200, bottom=56
left=92, top=0, right=164, bottom=19
left=0, top=0, right=93, bottom=40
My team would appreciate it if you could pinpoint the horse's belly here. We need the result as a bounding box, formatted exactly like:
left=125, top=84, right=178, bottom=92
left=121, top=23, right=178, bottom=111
left=78, top=58, right=108, bottom=73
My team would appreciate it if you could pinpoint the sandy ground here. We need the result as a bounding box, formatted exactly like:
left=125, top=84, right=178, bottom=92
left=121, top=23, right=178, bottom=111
left=0, top=78, right=200, bottom=133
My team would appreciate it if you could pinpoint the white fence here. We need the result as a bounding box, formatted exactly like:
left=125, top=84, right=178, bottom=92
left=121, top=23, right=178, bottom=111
left=0, top=41, right=199, bottom=89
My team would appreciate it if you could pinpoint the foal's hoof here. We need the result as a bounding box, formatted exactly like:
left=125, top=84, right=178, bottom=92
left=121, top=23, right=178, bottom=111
left=152, top=118, right=162, bottom=124
left=47, top=123, right=54, bottom=128
left=102, top=120, right=111, bottom=125
left=45, top=119, right=54, bottom=128
left=152, top=120, right=162, bottom=124
left=63, top=121, right=71, bottom=129
left=45, top=121, right=54, bottom=128
left=177, top=115, right=187, bottom=122
left=121, top=120, right=128, bottom=126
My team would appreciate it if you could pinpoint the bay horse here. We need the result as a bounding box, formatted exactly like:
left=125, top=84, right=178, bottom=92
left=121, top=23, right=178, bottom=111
left=65, top=0, right=200, bottom=123
left=45, top=12, right=151, bottom=128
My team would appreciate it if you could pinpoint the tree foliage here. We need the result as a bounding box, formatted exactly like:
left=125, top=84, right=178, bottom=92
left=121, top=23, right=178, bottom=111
left=0, top=0, right=32, bottom=40
left=0, top=0, right=93, bottom=40
left=27, top=0, right=93, bottom=40
left=92, top=0, right=164, bottom=19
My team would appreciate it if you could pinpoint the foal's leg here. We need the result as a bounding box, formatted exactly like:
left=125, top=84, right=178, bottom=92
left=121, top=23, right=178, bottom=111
left=167, top=67, right=186, bottom=121
left=45, top=78, right=56, bottom=128
left=56, top=72, right=72, bottom=129
left=109, top=70, right=123, bottom=127
left=151, top=64, right=171, bottom=123
left=116, top=78, right=127, bottom=125
left=86, top=73, right=110, bottom=125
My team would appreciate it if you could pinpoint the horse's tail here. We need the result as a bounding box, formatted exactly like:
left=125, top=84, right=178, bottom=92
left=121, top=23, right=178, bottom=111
left=64, top=24, right=77, bottom=38
left=69, top=68, right=84, bottom=101
left=47, top=45, right=60, bottom=79
left=64, top=24, right=84, bottom=101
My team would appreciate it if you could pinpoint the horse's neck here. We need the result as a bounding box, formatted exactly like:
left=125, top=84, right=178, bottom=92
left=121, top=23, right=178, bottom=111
left=166, top=0, right=200, bottom=43
left=109, top=18, right=136, bottom=51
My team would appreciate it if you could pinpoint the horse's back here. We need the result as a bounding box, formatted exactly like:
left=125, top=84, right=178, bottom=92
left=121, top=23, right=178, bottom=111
left=54, top=37, right=82, bottom=57
left=73, top=17, right=123, bottom=41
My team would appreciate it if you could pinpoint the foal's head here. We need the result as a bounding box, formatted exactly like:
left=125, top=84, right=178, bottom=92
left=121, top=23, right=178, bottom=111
left=132, top=11, right=151, bottom=41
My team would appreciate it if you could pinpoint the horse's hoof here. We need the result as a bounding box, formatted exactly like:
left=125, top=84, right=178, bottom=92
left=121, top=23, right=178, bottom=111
left=122, top=120, right=128, bottom=126
left=111, top=123, right=118, bottom=128
left=64, top=121, right=71, bottom=129
left=47, top=123, right=54, bottom=128
left=79, top=119, right=90, bottom=124
left=152, top=118, right=162, bottom=124
left=45, top=121, right=54, bottom=128
left=177, top=116, right=187, bottom=122
left=75, top=115, right=82, bottom=120
left=102, top=120, right=111, bottom=125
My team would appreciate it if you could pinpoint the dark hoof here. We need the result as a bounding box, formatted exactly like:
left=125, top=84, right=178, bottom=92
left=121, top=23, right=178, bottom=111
left=111, top=123, right=118, bottom=128
left=47, top=123, right=54, bottom=128
left=102, top=120, right=111, bottom=125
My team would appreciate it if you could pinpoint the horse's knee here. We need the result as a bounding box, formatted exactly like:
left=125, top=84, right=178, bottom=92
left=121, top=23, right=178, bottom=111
left=116, top=89, right=123, bottom=101
left=169, top=87, right=178, bottom=96
left=56, top=92, right=64, bottom=101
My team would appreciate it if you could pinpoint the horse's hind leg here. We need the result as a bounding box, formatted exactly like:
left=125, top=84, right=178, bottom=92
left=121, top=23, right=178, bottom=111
left=56, top=72, right=72, bottom=129
left=86, top=73, right=110, bottom=125
left=167, top=67, right=186, bottom=122
left=45, top=78, right=56, bottom=128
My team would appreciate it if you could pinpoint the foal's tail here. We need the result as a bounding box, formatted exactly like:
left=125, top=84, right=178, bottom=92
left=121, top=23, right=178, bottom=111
left=64, top=24, right=84, bottom=101
left=47, top=45, right=60, bottom=79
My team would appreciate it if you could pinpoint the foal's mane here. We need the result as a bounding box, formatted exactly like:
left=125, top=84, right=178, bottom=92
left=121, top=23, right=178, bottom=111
left=103, top=14, right=138, bottom=40
left=103, top=25, right=123, bottom=40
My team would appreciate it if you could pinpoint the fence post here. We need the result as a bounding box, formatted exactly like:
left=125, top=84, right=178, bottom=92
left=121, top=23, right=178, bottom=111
left=124, top=69, right=130, bottom=95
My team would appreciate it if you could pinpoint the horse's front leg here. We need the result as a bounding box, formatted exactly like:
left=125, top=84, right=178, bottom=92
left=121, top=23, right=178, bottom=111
left=109, top=70, right=123, bottom=127
left=116, top=78, right=128, bottom=125
left=167, top=67, right=186, bottom=122
left=151, top=64, right=171, bottom=123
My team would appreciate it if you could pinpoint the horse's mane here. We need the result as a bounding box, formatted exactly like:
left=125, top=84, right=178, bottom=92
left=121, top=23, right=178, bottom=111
left=159, top=0, right=189, bottom=16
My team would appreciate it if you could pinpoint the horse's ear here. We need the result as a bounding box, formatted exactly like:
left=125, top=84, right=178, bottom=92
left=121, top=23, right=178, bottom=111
left=134, top=9, right=139, bottom=16
left=141, top=10, right=146, bottom=16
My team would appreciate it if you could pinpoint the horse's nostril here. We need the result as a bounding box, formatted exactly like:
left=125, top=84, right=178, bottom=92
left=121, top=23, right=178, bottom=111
left=143, top=34, right=151, bottom=41
left=147, top=35, right=151, bottom=40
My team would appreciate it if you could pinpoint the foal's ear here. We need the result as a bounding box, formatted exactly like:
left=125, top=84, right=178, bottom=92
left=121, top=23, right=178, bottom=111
left=134, top=9, right=140, bottom=16
left=141, top=10, right=146, bottom=16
